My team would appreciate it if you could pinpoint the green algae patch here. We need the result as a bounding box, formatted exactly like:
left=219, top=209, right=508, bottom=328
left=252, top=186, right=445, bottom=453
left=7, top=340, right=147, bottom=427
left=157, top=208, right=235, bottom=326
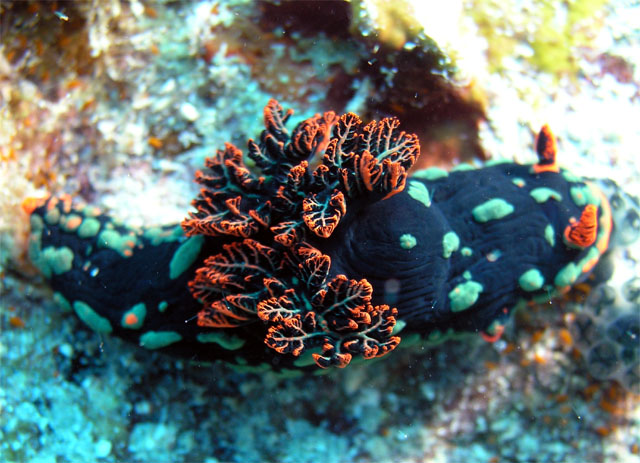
left=407, top=180, right=431, bottom=207
left=169, top=235, right=204, bottom=279
left=121, top=302, right=147, bottom=329
left=73, top=301, right=113, bottom=334
left=530, top=187, right=562, bottom=203
left=77, top=218, right=101, bottom=238
left=412, top=167, right=448, bottom=180
left=442, top=231, right=460, bottom=258
left=472, top=198, right=514, bottom=222
left=519, top=268, right=545, bottom=291
left=139, top=331, right=182, bottom=349
left=196, top=332, right=246, bottom=350
left=449, top=280, right=483, bottom=312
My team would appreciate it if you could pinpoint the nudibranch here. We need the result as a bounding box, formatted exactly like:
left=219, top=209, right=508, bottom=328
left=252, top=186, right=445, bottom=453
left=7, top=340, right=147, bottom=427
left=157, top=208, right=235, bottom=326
left=24, top=100, right=614, bottom=372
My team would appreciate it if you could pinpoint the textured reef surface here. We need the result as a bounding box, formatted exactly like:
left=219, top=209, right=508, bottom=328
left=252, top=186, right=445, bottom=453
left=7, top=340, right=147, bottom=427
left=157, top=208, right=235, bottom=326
left=1, top=1, right=640, bottom=463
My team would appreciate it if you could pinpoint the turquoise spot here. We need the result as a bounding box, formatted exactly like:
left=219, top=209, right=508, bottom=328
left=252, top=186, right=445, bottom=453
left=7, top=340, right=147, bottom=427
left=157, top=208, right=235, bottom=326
left=472, top=199, right=514, bottom=222
left=53, top=292, right=72, bottom=312
left=44, top=207, right=60, bottom=225
left=30, top=214, right=44, bottom=232
left=196, top=332, right=246, bottom=350
left=407, top=180, right=431, bottom=207
left=485, top=159, right=511, bottom=167
left=561, top=169, right=582, bottom=182
left=97, top=229, right=137, bottom=258
left=530, top=187, right=562, bottom=203
left=461, top=246, right=473, bottom=257
left=451, top=163, right=475, bottom=172
left=512, top=177, right=526, bottom=188
left=40, top=246, right=74, bottom=277
left=121, top=302, right=147, bottom=329
left=519, top=269, right=545, bottom=291
left=554, top=263, right=580, bottom=287
left=73, top=301, right=113, bottom=333
left=449, top=281, right=483, bottom=312
left=570, top=185, right=599, bottom=207
left=399, top=233, right=417, bottom=249
left=169, top=235, right=204, bottom=279
left=411, top=167, right=448, bottom=180
left=442, top=231, right=460, bottom=258
left=462, top=270, right=472, bottom=280
left=158, top=301, right=169, bottom=313
left=144, top=225, right=184, bottom=246
left=77, top=218, right=101, bottom=238
left=544, top=224, right=555, bottom=247
left=139, top=331, right=182, bottom=349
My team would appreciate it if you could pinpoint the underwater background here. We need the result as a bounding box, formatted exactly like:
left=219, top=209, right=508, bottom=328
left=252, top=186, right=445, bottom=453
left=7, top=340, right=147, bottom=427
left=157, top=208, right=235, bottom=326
left=0, top=1, right=639, bottom=462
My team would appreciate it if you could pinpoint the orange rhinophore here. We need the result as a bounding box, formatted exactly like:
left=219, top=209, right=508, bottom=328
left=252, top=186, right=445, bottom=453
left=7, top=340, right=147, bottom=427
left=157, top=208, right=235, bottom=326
left=533, top=124, right=559, bottom=173
left=564, top=204, right=598, bottom=248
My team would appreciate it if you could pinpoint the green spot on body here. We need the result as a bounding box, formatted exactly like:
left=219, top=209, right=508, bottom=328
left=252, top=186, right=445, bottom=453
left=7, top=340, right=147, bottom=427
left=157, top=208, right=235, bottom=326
left=561, top=169, right=582, bottom=183
left=41, top=246, right=74, bottom=277
left=61, top=214, right=82, bottom=232
left=169, top=235, right=204, bottom=279
left=158, top=301, right=169, bottom=313
left=73, top=301, right=113, bottom=333
left=463, top=270, right=472, bottom=280
left=472, top=198, right=514, bottom=222
left=77, top=218, right=101, bottom=238
left=442, top=231, right=460, bottom=258
left=121, top=302, right=146, bottom=329
left=407, top=180, right=431, bottom=207
left=544, top=224, right=555, bottom=247
left=530, top=187, right=563, bottom=203
left=412, top=167, right=448, bottom=180
left=519, top=269, right=545, bottom=291
left=512, top=177, right=526, bottom=188
left=485, top=159, right=511, bottom=167
left=144, top=225, right=184, bottom=246
left=139, top=331, right=182, bottom=349
left=399, top=233, right=417, bottom=249
left=97, top=229, right=137, bottom=258
left=44, top=207, right=60, bottom=225
left=30, top=214, right=44, bottom=232
left=449, top=280, right=483, bottom=312
left=196, top=332, right=246, bottom=350
left=461, top=246, right=473, bottom=256
left=392, top=319, right=407, bottom=335
left=53, top=292, right=72, bottom=312
left=82, top=205, right=101, bottom=217
left=451, top=163, right=475, bottom=172
left=554, top=263, right=580, bottom=287
left=570, top=185, right=599, bottom=207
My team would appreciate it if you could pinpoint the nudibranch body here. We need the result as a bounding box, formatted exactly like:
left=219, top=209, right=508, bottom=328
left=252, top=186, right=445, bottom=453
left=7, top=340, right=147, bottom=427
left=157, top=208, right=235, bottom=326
left=25, top=100, right=613, bottom=372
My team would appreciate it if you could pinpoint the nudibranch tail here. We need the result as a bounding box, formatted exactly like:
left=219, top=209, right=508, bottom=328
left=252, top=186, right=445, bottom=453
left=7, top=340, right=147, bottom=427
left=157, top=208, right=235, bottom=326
left=25, top=101, right=617, bottom=373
